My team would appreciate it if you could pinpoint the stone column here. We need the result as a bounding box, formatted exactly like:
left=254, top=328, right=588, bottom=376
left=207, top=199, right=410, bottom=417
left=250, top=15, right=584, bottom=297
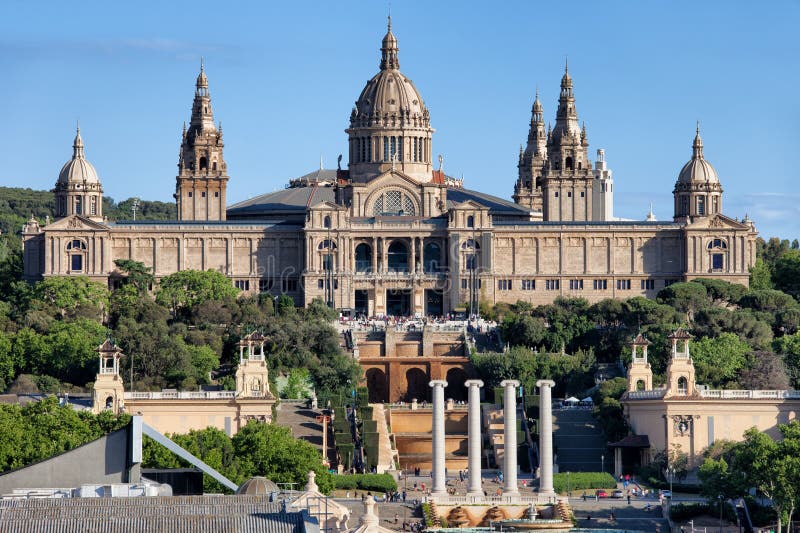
left=501, top=379, right=520, bottom=494
left=536, top=379, right=556, bottom=496
left=465, top=379, right=484, bottom=496
left=430, top=379, right=448, bottom=496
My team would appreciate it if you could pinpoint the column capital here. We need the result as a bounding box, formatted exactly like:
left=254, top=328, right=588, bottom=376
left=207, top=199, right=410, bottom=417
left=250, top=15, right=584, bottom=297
left=464, top=379, right=484, bottom=388
left=500, top=379, right=520, bottom=388
left=429, top=380, right=448, bottom=388
left=536, top=379, right=556, bottom=388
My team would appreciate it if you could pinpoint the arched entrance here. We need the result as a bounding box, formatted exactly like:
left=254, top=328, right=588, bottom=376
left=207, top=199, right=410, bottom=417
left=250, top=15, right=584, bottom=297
left=405, top=368, right=430, bottom=403
left=445, top=368, right=468, bottom=402
left=355, top=243, right=372, bottom=273
left=365, top=368, right=389, bottom=403
left=423, top=242, right=441, bottom=273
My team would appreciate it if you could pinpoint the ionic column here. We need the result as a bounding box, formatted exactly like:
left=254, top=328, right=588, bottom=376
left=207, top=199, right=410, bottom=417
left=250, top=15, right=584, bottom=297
left=465, top=379, right=484, bottom=496
left=536, top=379, right=556, bottom=496
left=430, top=379, right=448, bottom=496
left=501, top=379, right=520, bottom=494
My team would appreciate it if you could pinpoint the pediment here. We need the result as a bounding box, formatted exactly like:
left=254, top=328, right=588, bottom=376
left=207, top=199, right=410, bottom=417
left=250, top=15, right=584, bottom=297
left=451, top=199, right=490, bottom=211
left=365, top=169, right=421, bottom=191
left=308, top=200, right=345, bottom=211
left=685, top=214, right=750, bottom=231
left=45, top=215, right=109, bottom=232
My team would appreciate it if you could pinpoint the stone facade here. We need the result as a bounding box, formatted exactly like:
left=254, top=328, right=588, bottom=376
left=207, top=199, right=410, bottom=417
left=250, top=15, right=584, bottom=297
left=22, top=19, right=758, bottom=315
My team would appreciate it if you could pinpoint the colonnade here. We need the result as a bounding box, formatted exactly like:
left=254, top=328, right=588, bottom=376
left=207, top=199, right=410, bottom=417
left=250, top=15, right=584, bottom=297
left=428, top=378, right=556, bottom=500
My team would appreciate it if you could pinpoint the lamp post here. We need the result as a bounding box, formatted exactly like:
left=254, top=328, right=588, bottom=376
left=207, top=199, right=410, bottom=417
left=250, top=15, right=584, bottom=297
left=567, top=471, right=571, bottom=498
left=668, top=466, right=674, bottom=496
left=718, top=495, right=724, bottom=533
left=601, top=454, right=605, bottom=473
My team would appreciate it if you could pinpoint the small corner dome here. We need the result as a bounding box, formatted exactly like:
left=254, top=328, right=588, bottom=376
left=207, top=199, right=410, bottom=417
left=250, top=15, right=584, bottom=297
left=236, top=476, right=279, bottom=495
left=58, top=128, right=100, bottom=185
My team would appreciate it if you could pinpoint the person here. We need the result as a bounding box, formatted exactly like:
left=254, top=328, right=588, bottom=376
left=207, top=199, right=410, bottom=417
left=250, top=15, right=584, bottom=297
left=609, top=513, right=615, bottom=524
left=395, top=514, right=400, bottom=524
left=586, top=515, right=591, bottom=522
left=582, top=492, right=587, bottom=502
left=627, top=494, right=631, bottom=504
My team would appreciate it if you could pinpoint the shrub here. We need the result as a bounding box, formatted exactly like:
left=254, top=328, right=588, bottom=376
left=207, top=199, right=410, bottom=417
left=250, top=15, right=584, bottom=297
left=670, top=503, right=710, bottom=522
left=552, top=472, right=616, bottom=493
left=333, top=473, right=397, bottom=493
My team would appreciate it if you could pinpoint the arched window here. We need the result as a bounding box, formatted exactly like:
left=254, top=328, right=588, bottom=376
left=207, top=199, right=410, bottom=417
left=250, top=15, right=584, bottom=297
left=199, top=157, right=208, bottom=171
left=373, top=190, right=416, bottom=216
left=67, top=239, right=87, bottom=273
left=466, top=215, right=474, bottom=228
left=323, top=215, right=331, bottom=228
left=355, top=243, right=372, bottom=273
left=75, top=196, right=82, bottom=215
left=677, top=377, right=688, bottom=394
left=105, top=396, right=114, bottom=410
left=387, top=241, right=409, bottom=273
left=318, top=239, right=337, bottom=250
left=636, top=380, right=645, bottom=391
left=697, top=196, right=705, bottom=215
left=67, top=239, right=87, bottom=251
left=423, top=242, right=441, bottom=273
left=461, top=239, right=480, bottom=250
left=212, top=161, right=217, bottom=171
left=707, top=238, right=727, bottom=271
left=565, top=157, right=573, bottom=170
left=707, top=239, right=727, bottom=250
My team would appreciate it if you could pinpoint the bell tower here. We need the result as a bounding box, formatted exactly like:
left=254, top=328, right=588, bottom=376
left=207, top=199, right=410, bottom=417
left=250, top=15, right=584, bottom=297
left=665, top=329, right=696, bottom=397
left=175, top=61, right=229, bottom=221
left=235, top=332, right=272, bottom=398
left=627, top=334, right=653, bottom=392
left=92, top=339, right=125, bottom=415
left=514, top=89, right=547, bottom=212
left=541, top=63, right=595, bottom=221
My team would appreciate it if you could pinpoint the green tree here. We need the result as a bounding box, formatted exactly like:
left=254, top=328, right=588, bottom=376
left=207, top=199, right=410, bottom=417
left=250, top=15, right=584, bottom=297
left=47, top=319, right=108, bottom=385
left=690, top=333, right=750, bottom=387
left=749, top=258, right=773, bottom=290
left=657, top=282, right=709, bottom=319
left=233, top=422, right=333, bottom=493
left=186, top=345, right=220, bottom=385
left=773, top=250, right=800, bottom=301
left=113, top=259, right=154, bottom=294
left=30, top=276, right=109, bottom=320
left=155, top=269, right=239, bottom=317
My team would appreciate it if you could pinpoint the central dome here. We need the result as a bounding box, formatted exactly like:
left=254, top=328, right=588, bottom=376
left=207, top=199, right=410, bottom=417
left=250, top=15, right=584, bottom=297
left=346, top=18, right=435, bottom=183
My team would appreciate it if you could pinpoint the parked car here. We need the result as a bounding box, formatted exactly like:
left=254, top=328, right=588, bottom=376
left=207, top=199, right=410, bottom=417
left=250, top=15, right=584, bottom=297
left=660, top=490, right=672, bottom=499
left=595, top=490, right=608, bottom=498
left=611, top=489, right=624, bottom=499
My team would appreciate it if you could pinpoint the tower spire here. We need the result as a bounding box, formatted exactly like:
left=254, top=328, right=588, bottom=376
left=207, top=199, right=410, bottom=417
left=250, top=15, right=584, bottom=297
left=692, top=120, right=704, bottom=159
left=380, top=16, right=399, bottom=70
left=73, top=122, right=85, bottom=159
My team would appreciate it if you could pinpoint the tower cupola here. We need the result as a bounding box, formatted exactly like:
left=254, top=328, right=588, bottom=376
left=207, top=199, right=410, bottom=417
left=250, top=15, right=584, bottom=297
left=673, top=124, right=723, bottom=221
left=53, top=126, right=104, bottom=221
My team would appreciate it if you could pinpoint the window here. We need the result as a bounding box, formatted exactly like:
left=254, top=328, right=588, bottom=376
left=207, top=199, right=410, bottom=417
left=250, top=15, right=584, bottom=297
left=712, top=196, right=719, bottom=213
left=373, top=190, right=416, bottom=216
left=201, top=192, right=207, bottom=198
left=567, top=191, right=572, bottom=198
left=677, top=377, right=688, bottom=395
left=554, top=191, right=559, bottom=198
left=258, top=279, right=274, bottom=292
left=617, top=279, right=631, bottom=290
left=90, top=197, right=97, bottom=215
left=569, top=279, right=583, bottom=290
left=423, top=242, right=441, bottom=273
left=188, top=192, right=193, bottom=198
left=521, top=279, right=535, bottom=290
left=67, top=239, right=87, bottom=251
left=641, top=279, right=655, bottom=290
left=462, top=279, right=481, bottom=289
left=355, top=243, right=372, bottom=273
left=580, top=191, right=585, bottom=198
left=282, top=279, right=298, bottom=292
left=465, top=254, right=477, bottom=270
left=322, top=255, right=333, bottom=271
left=462, top=279, right=467, bottom=289
left=545, top=279, right=559, bottom=290
left=383, top=137, right=389, bottom=162
left=235, top=280, right=250, bottom=291
left=70, top=254, right=83, bottom=272
left=697, top=196, right=705, bottom=215
left=664, top=279, right=679, bottom=287
left=593, top=279, right=607, bottom=290
left=387, top=241, right=409, bottom=272
left=707, top=239, right=727, bottom=250
left=498, top=279, right=512, bottom=291
left=712, top=253, right=724, bottom=270
left=323, top=215, right=331, bottom=228
left=215, top=191, right=219, bottom=198
left=75, top=197, right=82, bottom=215
left=467, top=215, right=474, bottom=228
left=318, top=279, right=324, bottom=289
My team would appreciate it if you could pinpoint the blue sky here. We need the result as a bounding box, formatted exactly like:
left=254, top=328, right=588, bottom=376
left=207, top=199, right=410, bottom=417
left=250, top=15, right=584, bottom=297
left=1, top=1, right=798, bottom=239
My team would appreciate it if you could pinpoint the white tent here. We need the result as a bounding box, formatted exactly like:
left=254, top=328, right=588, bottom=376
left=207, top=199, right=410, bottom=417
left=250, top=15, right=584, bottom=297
left=564, top=397, right=580, bottom=403
left=581, top=397, right=594, bottom=403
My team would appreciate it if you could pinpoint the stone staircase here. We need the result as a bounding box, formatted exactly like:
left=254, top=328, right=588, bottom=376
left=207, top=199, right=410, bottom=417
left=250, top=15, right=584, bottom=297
left=275, top=400, right=336, bottom=465
left=371, top=403, right=398, bottom=473
left=552, top=408, right=607, bottom=472
left=482, top=403, right=525, bottom=468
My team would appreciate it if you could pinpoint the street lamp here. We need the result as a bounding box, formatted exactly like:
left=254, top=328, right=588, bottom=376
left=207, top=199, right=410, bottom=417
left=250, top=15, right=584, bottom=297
left=601, top=454, right=605, bottom=473
left=567, top=471, right=571, bottom=497
left=718, top=495, right=724, bottom=533
left=668, top=466, right=674, bottom=496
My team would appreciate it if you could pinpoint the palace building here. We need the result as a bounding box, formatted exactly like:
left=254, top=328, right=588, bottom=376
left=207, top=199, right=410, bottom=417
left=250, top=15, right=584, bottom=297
left=22, top=19, right=758, bottom=316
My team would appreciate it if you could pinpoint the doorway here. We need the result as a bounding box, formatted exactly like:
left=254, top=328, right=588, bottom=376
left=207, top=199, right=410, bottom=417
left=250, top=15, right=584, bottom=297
left=386, top=289, right=411, bottom=316
left=354, top=290, right=369, bottom=317
left=425, top=289, right=443, bottom=317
